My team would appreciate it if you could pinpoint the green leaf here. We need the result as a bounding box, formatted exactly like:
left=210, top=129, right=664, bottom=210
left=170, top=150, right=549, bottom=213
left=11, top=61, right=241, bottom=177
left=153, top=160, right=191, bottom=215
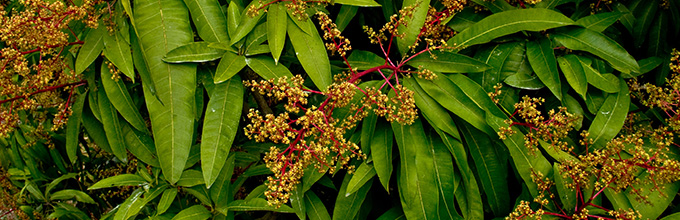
left=65, top=91, right=87, bottom=164
left=587, top=78, right=630, bottom=149
left=631, top=0, right=658, bottom=49
left=336, top=5, right=358, bottom=31
left=346, top=161, right=376, bottom=195
left=290, top=186, right=306, bottom=220
left=504, top=72, right=544, bottom=90
left=403, top=77, right=460, bottom=139
left=211, top=153, right=236, bottom=210
left=347, top=50, right=386, bottom=70
left=114, top=188, right=144, bottom=220
left=486, top=114, right=552, bottom=197
left=558, top=55, right=588, bottom=99
left=134, top=0, right=198, bottom=184
left=469, top=0, right=514, bottom=13
left=267, top=3, right=287, bottom=63
left=287, top=16, right=332, bottom=90
left=157, top=188, right=178, bottom=215
left=526, top=37, right=562, bottom=100
left=448, top=8, right=574, bottom=48
left=415, top=75, right=494, bottom=136
left=104, top=32, right=135, bottom=81
left=244, top=23, right=267, bottom=54
left=397, top=0, right=430, bottom=55
left=334, top=0, right=380, bottom=7
left=46, top=173, right=78, bottom=195
left=471, top=42, right=521, bottom=92
left=576, top=56, right=620, bottom=93
left=227, top=198, right=294, bottom=213
left=626, top=172, right=680, bottom=218
left=552, top=27, right=639, bottom=74
left=305, top=191, right=331, bottom=220
left=370, top=121, right=393, bottom=191
left=245, top=55, right=294, bottom=80
left=575, top=12, right=624, bottom=32
left=333, top=173, right=373, bottom=220
left=183, top=0, right=228, bottom=42
left=459, top=123, right=510, bottom=216
left=76, top=26, right=105, bottom=75
left=97, top=86, right=128, bottom=162
left=122, top=121, right=160, bottom=167
left=177, top=170, right=205, bottom=187
left=101, top=61, right=148, bottom=133
left=131, top=29, right=158, bottom=98
left=407, top=51, right=491, bottom=73
left=535, top=0, right=571, bottom=9
left=50, top=190, right=96, bottom=204
left=447, top=7, right=485, bottom=32
left=360, top=112, right=378, bottom=155
left=230, top=0, right=263, bottom=45
left=553, top=164, right=576, bottom=212
left=647, top=10, right=668, bottom=56
left=425, top=129, right=461, bottom=219
left=226, top=1, right=242, bottom=40
left=82, top=105, right=112, bottom=153
left=447, top=73, right=506, bottom=120
left=171, top=205, right=211, bottom=220
left=202, top=75, right=244, bottom=188
left=214, top=52, right=246, bottom=83
left=392, top=118, right=438, bottom=220
left=163, top=42, right=226, bottom=63
left=631, top=57, right=663, bottom=78
left=88, top=174, right=147, bottom=190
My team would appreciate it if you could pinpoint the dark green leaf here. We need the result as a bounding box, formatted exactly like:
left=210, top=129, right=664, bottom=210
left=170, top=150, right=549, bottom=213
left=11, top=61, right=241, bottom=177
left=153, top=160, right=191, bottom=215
left=245, top=55, right=294, bottom=80
left=101, top=61, right=148, bottom=133
left=122, top=121, right=160, bottom=167
left=88, top=174, right=147, bottom=190
left=163, top=42, right=226, bottom=63
left=347, top=50, right=386, bottom=70
left=114, top=188, right=144, bottom=220
left=287, top=16, right=332, bottom=90
left=576, top=55, right=620, bottom=93
left=588, top=78, right=630, bottom=149
left=504, top=72, right=545, bottom=90
left=407, top=51, right=490, bottom=73
left=226, top=198, right=295, bottom=213
left=334, top=0, right=381, bottom=7
left=76, top=25, right=105, bottom=75
left=333, top=173, right=373, bottom=220
left=335, top=5, right=358, bottom=31
left=558, top=55, right=588, bottom=99
left=305, top=191, right=331, bottom=220
left=177, top=170, right=204, bottom=187
left=552, top=27, right=639, bottom=74
left=449, top=9, right=574, bottom=47
left=346, top=161, right=376, bottom=195
left=526, top=38, right=562, bottom=100
left=575, top=12, right=624, bottom=32
left=267, top=3, right=287, bottom=63
left=469, top=0, right=514, bottom=13
left=211, top=154, right=236, bottom=210
left=214, top=51, right=246, bottom=83
left=104, top=32, right=135, bottom=81
left=631, top=0, right=658, bottom=49
left=290, top=186, right=306, bottom=220
left=369, top=121, right=393, bottom=192
left=65, top=91, right=87, bottom=164
left=425, top=129, right=461, bottom=219
left=97, top=86, right=128, bottom=162
left=171, top=205, right=211, bottom=220
left=50, top=190, right=96, bottom=204
left=183, top=0, right=228, bottom=42
left=397, top=0, right=430, bottom=55
left=403, top=77, right=460, bottom=139
left=230, top=0, right=263, bottom=45
left=157, top=188, right=178, bottom=215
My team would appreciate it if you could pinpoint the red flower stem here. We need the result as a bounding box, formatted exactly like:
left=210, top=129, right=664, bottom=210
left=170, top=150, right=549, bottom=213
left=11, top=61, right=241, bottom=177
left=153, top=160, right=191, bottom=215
left=0, top=80, right=87, bottom=105
left=348, top=64, right=399, bottom=84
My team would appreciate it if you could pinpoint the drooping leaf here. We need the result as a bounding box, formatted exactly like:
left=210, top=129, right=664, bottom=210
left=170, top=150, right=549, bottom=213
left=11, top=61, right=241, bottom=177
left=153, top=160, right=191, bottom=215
left=397, top=0, right=430, bottom=55
left=631, top=0, right=659, bottom=49
left=171, top=205, right=211, bottom=220
left=334, top=0, right=381, bottom=7
left=449, top=8, right=574, bottom=48
left=305, top=191, right=331, bottom=220
left=588, top=78, right=630, bottom=149
left=183, top=0, right=228, bottom=42
left=88, top=174, right=147, bottom=190
left=114, top=188, right=144, bottom=220
left=101, top=61, right=148, bottom=133
left=245, top=55, right=294, bottom=80
left=558, top=55, right=588, bottom=99
left=104, top=32, right=136, bottom=81
left=97, top=86, right=128, bottom=162
left=403, top=77, right=460, bottom=139
left=163, top=42, right=226, bottom=63
left=267, top=3, right=287, bottom=63
left=335, top=5, right=358, bottom=31
left=122, top=121, right=160, bottom=167
left=575, top=12, right=624, bottom=32
left=552, top=27, right=639, bottom=74
left=407, top=51, right=491, bottom=73
left=346, top=161, right=376, bottom=195
left=157, top=188, right=178, bottom=215
left=526, top=37, right=562, bottom=100
left=369, top=121, right=393, bottom=192
left=201, top=75, right=244, bottom=188
left=65, top=90, right=87, bottom=164
left=230, top=0, right=264, bottom=45
left=333, top=173, right=373, bottom=220
left=211, top=154, right=236, bottom=210
left=76, top=25, right=105, bottom=75
left=134, top=0, right=197, bottom=184
left=425, top=129, right=461, bottom=219
left=287, top=16, right=332, bottom=90
left=504, top=72, right=545, bottom=90
left=576, top=55, right=620, bottom=93
left=214, top=52, right=246, bottom=83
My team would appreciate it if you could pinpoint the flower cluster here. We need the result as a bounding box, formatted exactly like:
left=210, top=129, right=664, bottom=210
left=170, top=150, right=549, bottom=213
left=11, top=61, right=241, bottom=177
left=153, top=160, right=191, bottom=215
left=317, top=12, right=351, bottom=57
left=0, top=0, right=98, bottom=137
left=247, top=0, right=330, bottom=19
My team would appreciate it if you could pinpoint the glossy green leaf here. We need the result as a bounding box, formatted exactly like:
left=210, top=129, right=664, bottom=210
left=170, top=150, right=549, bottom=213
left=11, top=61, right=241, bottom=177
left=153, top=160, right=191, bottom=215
left=131, top=29, right=158, bottom=98
left=447, top=7, right=484, bottom=32
left=449, top=8, right=574, bottom=47
left=104, top=32, right=135, bottom=80
left=163, top=42, right=226, bottom=63
left=575, top=12, right=624, bottom=32
left=334, top=0, right=380, bottom=7
left=486, top=114, right=552, bottom=197
left=632, top=56, right=663, bottom=78
left=202, top=75, right=243, bottom=188
left=469, top=0, right=514, bottom=13
left=576, top=56, right=620, bottom=93
left=396, top=0, right=429, bottom=55
left=336, top=5, right=358, bottom=31
left=360, top=112, right=377, bottom=154
left=626, top=172, right=680, bottom=218
left=211, top=154, right=236, bottom=210
left=526, top=38, right=562, bottom=100
left=114, top=188, right=144, bottom=220
left=346, top=161, right=376, bottom=195
left=558, top=55, right=588, bottom=99
left=267, top=3, right=287, bottom=63
left=552, top=27, right=639, bottom=74
left=122, top=121, right=160, bottom=167
left=447, top=73, right=506, bottom=120
left=415, top=75, right=494, bottom=136
left=46, top=173, right=78, bottom=195
left=183, top=0, right=228, bottom=42
left=290, top=186, right=306, bottom=220
left=287, top=16, right=332, bottom=90
left=588, top=78, right=630, bottom=149
left=392, top=118, right=438, bottom=220
left=347, top=50, right=386, bottom=70
left=631, top=0, right=658, bottom=49
left=535, top=0, right=572, bottom=9
left=134, top=0, right=197, bottom=184
left=245, top=55, right=294, bottom=80
left=553, top=164, right=576, bottom=212
left=647, top=10, right=668, bottom=56
left=471, top=42, right=520, bottom=92
left=177, top=170, right=205, bottom=187
left=88, top=174, right=147, bottom=190
left=407, top=51, right=490, bottom=73
left=97, top=86, right=128, bottom=162
left=334, top=173, right=373, bottom=220
left=65, top=91, right=87, bottom=164
left=227, top=198, right=294, bottom=213
left=305, top=191, right=331, bottom=220
left=76, top=26, right=105, bottom=75
left=101, top=61, right=148, bottom=133
left=425, top=129, right=460, bottom=219
left=171, top=205, right=211, bottom=220
left=214, top=52, right=246, bottom=83
left=157, top=188, right=178, bottom=215
left=459, top=123, right=510, bottom=216
left=82, top=105, right=112, bottom=153
left=504, top=72, right=544, bottom=90
left=226, top=1, right=242, bottom=40
left=403, top=77, right=460, bottom=139
left=244, top=23, right=267, bottom=54
left=50, top=190, right=96, bottom=204
left=230, top=0, right=263, bottom=45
